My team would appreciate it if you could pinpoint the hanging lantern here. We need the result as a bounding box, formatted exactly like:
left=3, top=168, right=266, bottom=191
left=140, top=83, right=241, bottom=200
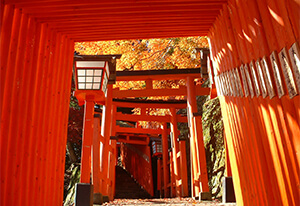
left=152, top=141, right=162, bottom=157
left=73, top=54, right=121, bottom=105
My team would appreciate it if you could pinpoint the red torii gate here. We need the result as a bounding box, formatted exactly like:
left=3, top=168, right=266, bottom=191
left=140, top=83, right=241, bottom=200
left=88, top=68, right=212, bottom=202
left=1, top=0, right=299, bottom=206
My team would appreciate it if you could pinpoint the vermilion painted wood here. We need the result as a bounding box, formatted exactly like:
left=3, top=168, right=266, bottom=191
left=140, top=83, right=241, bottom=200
left=44, top=31, right=63, bottom=205
left=265, top=0, right=300, bottom=125
left=41, top=30, right=59, bottom=205
left=256, top=0, right=300, bottom=170
left=111, top=140, right=117, bottom=198
left=113, top=86, right=210, bottom=98
left=247, top=0, right=298, bottom=204
left=101, top=84, right=113, bottom=195
left=4, top=12, right=29, bottom=206
left=0, top=4, right=14, bottom=112
left=21, top=22, right=42, bottom=206
left=93, top=117, right=101, bottom=197
left=230, top=1, right=283, bottom=204
left=35, top=26, right=53, bottom=206
left=179, top=141, right=188, bottom=197
left=162, top=122, right=169, bottom=197
left=213, top=18, right=253, bottom=204
left=157, top=158, right=162, bottom=193
left=58, top=39, right=75, bottom=204
left=256, top=0, right=300, bottom=204
left=284, top=0, right=300, bottom=40
left=169, top=151, right=175, bottom=197
left=257, top=0, right=300, bottom=200
left=56, top=39, right=74, bottom=204
left=111, top=105, right=117, bottom=198
left=22, top=3, right=223, bottom=14
left=27, top=22, right=46, bottom=204
left=216, top=15, right=259, bottom=206
left=223, top=3, right=271, bottom=204
left=170, top=108, right=181, bottom=196
left=42, top=32, right=62, bottom=206
left=115, top=112, right=188, bottom=123
left=49, top=35, right=68, bottom=205
left=273, top=0, right=300, bottom=169
left=186, top=77, right=199, bottom=197
left=0, top=9, right=21, bottom=205
left=108, top=148, right=115, bottom=200
left=14, top=17, right=37, bottom=206
left=237, top=0, right=291, bottom=204
left=210, top=4, right=252, bottom=204
left=115, top=126, right=163, bottom=135
left=80, top=98, right=95, bottom=183
left=112, top=101, right=187, bottom=109
left=224, top=135, right=232, bottom=177
left=39, top=28, right=55, bottom=206
left=211, top=0, right=300, bottom=204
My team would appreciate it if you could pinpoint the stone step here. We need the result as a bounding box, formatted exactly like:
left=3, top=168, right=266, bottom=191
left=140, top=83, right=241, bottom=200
left=115, top=166, right=152, bottom=199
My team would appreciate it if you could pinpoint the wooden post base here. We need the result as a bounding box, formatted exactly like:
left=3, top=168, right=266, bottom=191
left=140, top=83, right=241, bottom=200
left=93, top=193, right=103, bottom=204
left=102, top=195, right=110, bottom=203
left=75, top=183, right=94, bottom=206
left=199, top=192, right=212, bottom=201
left=222, top=177, right=236, bottom=203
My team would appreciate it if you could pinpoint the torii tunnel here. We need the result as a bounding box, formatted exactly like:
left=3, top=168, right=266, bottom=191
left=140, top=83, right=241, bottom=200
left=1, top=0, right=299, bottom=206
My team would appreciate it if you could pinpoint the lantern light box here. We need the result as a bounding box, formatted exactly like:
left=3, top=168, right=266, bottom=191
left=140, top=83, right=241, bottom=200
left=75, top=61, right=110, bottom=93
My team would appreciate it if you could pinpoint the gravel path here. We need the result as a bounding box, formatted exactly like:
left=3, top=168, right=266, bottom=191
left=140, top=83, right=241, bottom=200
left=101, top=197, right=237, bottom=206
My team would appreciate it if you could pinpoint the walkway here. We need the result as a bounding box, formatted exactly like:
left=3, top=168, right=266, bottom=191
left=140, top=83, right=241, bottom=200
left=101, top=198, right=236, bottom=206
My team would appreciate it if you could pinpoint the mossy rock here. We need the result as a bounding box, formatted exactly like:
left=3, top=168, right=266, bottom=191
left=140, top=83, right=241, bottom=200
left=64, top=164, right=81, bottom=206
left=202, top=97, right=225, bottom=199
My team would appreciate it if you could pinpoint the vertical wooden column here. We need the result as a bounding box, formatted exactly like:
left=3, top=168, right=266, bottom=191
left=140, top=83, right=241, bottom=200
left=56, top=38, right=74, bottom=205
left=157, top=157, right=162, bottom=196
left=0, top=4, right=14, bottom=110
left=80, top=96, right=95, bottom=183
left=15, top=17, right=39, bottom=206
left=186, top=77, right=210, bottom=198
left=92, top=115, right=102, bottom=203
left=170, top=107, right=181, bottom=196
left=170, top=151, right=175, bottom=197
left=101, top=84, right=113, bottom=196
left=224, top=133, right=232, bottom=177
left=162, top=122, right=169, bottom=197
left=0, top=6, right=73, bottom=204
left=111, top=105, right=117, bottom=199
left=108, top=105, right=117, bottom=201
left=108, top=147, right=115, bottom=200
left=179, top=140, right=188, bottom=197
left=1, top=8, right=22, bottom=205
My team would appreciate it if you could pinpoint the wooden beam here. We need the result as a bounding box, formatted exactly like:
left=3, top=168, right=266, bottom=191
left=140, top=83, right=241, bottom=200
left=117, top=138, right=149, bottom=145
left=115, top=125, right=163, bottom=135
left=113, top=85, right=210, bottom=98
left=116, top=68, right=201, bottom=81
left=113, top=99, right=187, bottom=109
left=115, top=112, right=187, bottom=123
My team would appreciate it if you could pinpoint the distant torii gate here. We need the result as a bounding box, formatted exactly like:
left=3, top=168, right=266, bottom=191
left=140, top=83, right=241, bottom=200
left=91, top=67, right=213, bottom=202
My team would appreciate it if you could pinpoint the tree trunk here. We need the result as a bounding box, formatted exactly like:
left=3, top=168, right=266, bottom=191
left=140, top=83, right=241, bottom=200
left=67, top=141, right=78, bottom=163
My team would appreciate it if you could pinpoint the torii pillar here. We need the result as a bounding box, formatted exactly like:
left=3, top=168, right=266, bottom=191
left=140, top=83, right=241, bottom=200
left=101, top=84, right=113, bottom=202
left=170, top=107, right=181, bottom=197
left=162, top=122, right=170, bottom=197
left=186, top=77, right=211, bottom=200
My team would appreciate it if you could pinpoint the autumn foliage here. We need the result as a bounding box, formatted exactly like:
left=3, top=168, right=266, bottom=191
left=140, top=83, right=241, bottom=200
left=73, top=37, right=209, bottom=130
left=75, top=37, right=208, bottom=94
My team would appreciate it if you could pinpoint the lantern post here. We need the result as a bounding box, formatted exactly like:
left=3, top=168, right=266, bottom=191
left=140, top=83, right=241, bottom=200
left=73, top=54, right=121, bottom=206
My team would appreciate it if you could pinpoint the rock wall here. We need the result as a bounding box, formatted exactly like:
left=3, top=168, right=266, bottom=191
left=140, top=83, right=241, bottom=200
left=202, top=97, right=225, bottom=199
